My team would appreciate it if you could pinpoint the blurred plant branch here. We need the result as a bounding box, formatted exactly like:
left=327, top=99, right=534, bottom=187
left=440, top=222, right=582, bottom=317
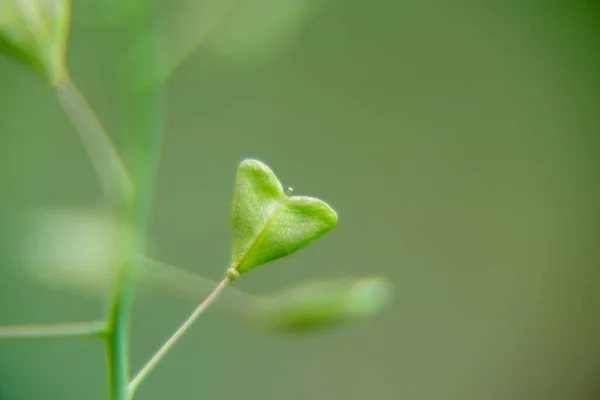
left=53, top=72, right=134, bottom=208
left=0, top=321, right=106, bottom=341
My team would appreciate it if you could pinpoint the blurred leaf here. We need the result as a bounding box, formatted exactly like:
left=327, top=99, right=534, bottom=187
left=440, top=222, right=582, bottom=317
left=70, top=0, right=139, bottom=27
left=130, top=0, right=319, bottom=87
left=231, top=159, right=338, bottom=274
left=0, top=0, right=70, bottom=85
left=206, top=0, right=317, bottom=67
left=250, top=277, right=393, bottom=332
left=11, top=207, right=136, bottom=297
left=128, top=0, right=232, bottom=88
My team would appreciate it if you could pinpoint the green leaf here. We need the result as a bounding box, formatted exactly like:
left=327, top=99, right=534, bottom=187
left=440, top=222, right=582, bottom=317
left=0, top=0, right=70, bottom=85
left=205, top=0, right=318, bottom=68
left=10, top=207, right=135, bottom=297
left=71, top=0, right=138, bottom=27
left=231, top=159, right=338, bottom=274
left=251, top=277, right=393, bottom=333
left=127, top=0, right=232, bottom=88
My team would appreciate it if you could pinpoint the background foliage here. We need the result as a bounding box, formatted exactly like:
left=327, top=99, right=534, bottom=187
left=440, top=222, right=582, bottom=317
left=1, top=0, right=600, bottom=399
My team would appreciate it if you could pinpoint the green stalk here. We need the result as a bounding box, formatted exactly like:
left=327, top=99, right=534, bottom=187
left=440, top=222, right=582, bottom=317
left=106, top=268, right=136, bottom=400
left=135, top=257, right=261, bottom=321
left=129, top=276, right=230, bottom=395
left=0, top=321, right=106, bottom=341
left=53, top=68, right=138, bottom=400
left=106, top=2, right=165, bottom=399
left=53, top=73, right=133, bottom=208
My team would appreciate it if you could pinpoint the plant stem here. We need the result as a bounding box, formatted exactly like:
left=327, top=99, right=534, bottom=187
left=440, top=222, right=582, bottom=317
left=104, top=2, right=165, bottom=398
left=53, top=72, right=134, bottom=208
left=0, top=321, right=106, bottom=341
left=128, top=276, right=230, bottom=395
left=106, top=267, right=136, bottom=400
left=52, top=68, right=136, bottom=400
left=135, top=256, right=259, bottom=321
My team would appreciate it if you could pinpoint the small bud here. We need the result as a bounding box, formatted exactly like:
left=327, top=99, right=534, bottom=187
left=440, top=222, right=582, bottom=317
left=0, top=0, right=71, bottom=85
left=226, top=267, right=240, bottom=281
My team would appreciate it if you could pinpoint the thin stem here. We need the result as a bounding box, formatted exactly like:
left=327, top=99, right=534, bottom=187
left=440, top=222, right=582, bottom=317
left=53, top=69, right=136, bottom=400
left=128, top=276, right=230, bottom=395
left=0, top=321, right=106, bottom=341
left=118, top=2, right=165, bottom=237
left=53, top=72, right=134, bottom=207
left=104, top=3, right=165, bottom=399
left=106, top=267, right=136, bottom=400
left=135, top=256, right=260, bottom=321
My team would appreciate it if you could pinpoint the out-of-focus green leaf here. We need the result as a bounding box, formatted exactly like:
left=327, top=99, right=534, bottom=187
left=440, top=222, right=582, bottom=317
left=0, top=0, right=70, bottom=85
left=230, top=159, right=338, bottom=274
left=205, top=0, right=317, bottom=67
left=70, top=0, right=139, bottom=27
left=130, top=0, right=320, bottom=87
left=11, top=207, right=135, bottom=297
left=128, top=0, right=232, bottom=88
left=250, top=277, right=393, bottom=332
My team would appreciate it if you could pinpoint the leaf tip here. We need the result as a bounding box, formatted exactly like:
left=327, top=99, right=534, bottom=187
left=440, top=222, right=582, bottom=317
left=288, top=195, right=339, bottom=231
left=238, top=158, right=271, bottom=174
left=345, top=276, right=393, bottom=318
left=322, top=201, right=339, bottom=229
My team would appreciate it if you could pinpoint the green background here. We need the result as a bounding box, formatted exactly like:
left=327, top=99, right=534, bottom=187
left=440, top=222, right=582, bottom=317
left=1, top=0, right=600, bottom=399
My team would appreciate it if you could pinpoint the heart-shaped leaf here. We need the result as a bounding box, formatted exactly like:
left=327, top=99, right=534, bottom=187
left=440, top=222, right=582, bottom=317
left=231, top=159, right=338, bottom=274
left=250, top=277, right=393, bottom=333
left=0, top=0, right=70, bottom=85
